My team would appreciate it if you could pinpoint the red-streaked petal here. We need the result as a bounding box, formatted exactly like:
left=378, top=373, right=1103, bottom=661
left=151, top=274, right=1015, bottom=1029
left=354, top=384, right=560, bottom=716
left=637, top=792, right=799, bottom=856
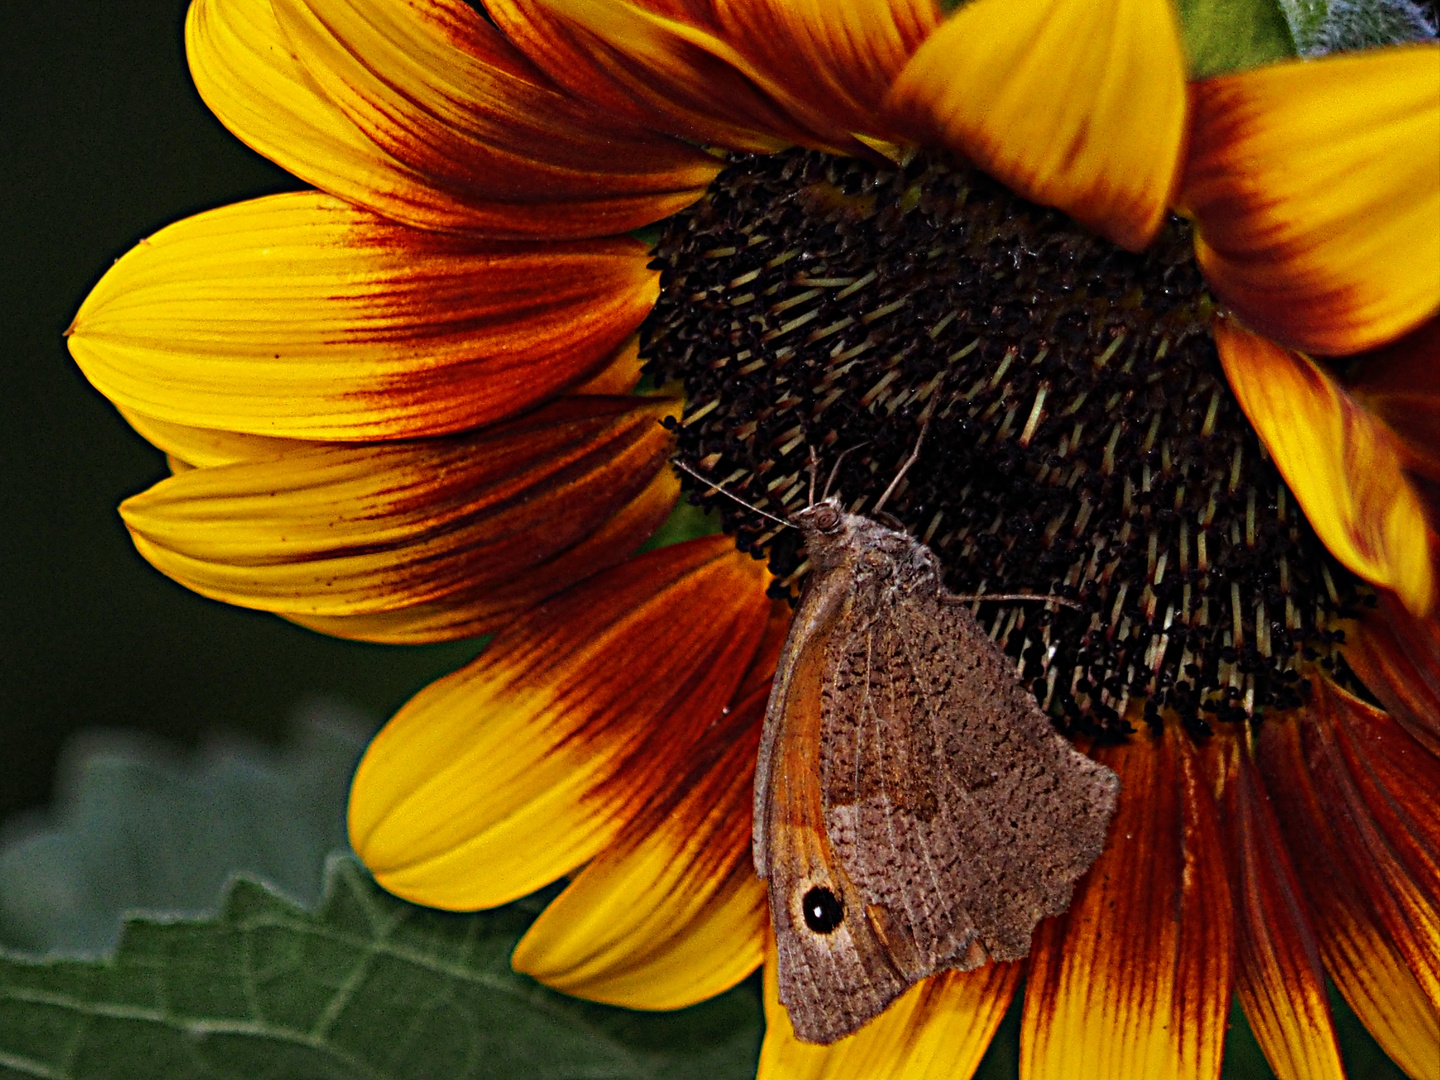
left=67, top=191, right=656, bottom=440
left=287, top=464, right=678, bottom=643
left=1344, top=591, right=1440, bottom=757
left=1209, top=732, right=1345, bottom=1080
left=348, top=537, right=772, bottom=909
left=512, top=604, right=789, bottom=1008
left=1346, top=317, right=1440, bottom=479
left=710, top=0, right=938, bottom=143
left=188, top=0, right=717, bottom=239
left=486, top=0, right=818, bottom=151
left=1022, top=724, right=1234, bottom=1080
left=1214, top=317, right=1437, bottom=616
left=119, top=396, right=675, bottom=621
left=1182, top=45, right=1440, bottom=356
left=886, top=0, right=1187, bottom=251
left=1257, top=685, right=1440, bottom=1070
left=758, top=937, right=1020, bottom=1080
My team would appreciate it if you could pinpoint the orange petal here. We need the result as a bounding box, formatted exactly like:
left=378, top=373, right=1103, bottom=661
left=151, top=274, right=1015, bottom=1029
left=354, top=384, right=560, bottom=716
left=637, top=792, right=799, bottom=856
left=710, top=0, right=938, bottom=143
left=1182, top=45, right=1440, bottom=356
left=67, top=191, right=656, bottom=440
left=348, top=536, right=772, bottom=909
left=119, top=396, right=675, bottom=620
left=512, top=604, right=788, bottom=1008
left=287, top=464, right=678, bottom=643
left=1256, top=685, right=1440, bottom=1072
left=1022, top=724, right=1234, bottom=1080
left=758, top=937, right=1020, bottom=1080
left=886, top=0, right=1187, bottom=250
left=1214, top=316, right=1437, bottom=616
left=1346, top=317, right=1440, bottom=480
left=1208, top=732, right=1345, bottom=1080
left=486, top=0, right=817, bottom=152
left=1344, top=591, right=1440, bottom=757
left=188, top=0, right=717, bottom=239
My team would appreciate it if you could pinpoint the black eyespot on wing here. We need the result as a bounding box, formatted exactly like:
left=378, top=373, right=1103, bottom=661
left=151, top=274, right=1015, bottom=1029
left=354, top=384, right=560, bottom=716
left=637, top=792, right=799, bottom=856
left=801, top=886, right=844, bottom=933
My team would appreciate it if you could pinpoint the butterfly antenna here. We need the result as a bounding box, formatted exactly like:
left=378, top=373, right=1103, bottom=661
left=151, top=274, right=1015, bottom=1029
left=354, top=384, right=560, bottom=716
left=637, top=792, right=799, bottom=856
left=873, top=373, right=948, bottom=514
left=821, top=441, right=870, bottom=502
left=807, top=445, right=820, bottom=507
left=669, top=458, right=792, bottom=529
left=943, top=591, right=1083, bottom=611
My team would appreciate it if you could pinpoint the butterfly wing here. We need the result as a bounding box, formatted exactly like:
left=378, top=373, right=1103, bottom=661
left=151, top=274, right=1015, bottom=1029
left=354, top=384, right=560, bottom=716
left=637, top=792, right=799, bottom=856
left=753, top=566, right=908, bottom=1044
left=822, top=590, right=1119, bottom=972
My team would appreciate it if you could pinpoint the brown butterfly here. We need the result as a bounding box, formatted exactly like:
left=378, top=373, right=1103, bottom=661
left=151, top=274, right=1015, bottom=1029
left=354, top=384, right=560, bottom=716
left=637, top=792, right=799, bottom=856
left=752, top=494, right=1120, bottom=1044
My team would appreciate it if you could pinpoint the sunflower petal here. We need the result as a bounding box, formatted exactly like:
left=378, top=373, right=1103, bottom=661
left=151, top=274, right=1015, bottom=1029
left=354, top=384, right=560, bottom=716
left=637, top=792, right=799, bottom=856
left=758, top=938, right=1020, bottom=1080
left=1022, top=725, right=1234, bottom=1080
left=119, top=397, right=675, bottom=620
left=486, top=0, right=820, bottom=151
left=710, top=0, right=938, bottom=142
left=512, top=606, right=787, bottom=1008
left=188, top=0, right=716, bottom=239
left=67, top=191, right=656, bottom=440
left=886, top=0, right=1187, bottom=251
left=1257, top=688, right=1440, bottom=1073
left=1345, top=591, right=1440, bottom=757
left=287, top=464, right=678, bottom=643
left=1182, top=45, right=1440, bottom=355
left=1214, top=317, right=1437, bottom=616
left=1209, top=733, right=1345, bottom=1080
left=348, top=537, right=772, bottom=909
left=1346, top=317, right=1440, bottom=479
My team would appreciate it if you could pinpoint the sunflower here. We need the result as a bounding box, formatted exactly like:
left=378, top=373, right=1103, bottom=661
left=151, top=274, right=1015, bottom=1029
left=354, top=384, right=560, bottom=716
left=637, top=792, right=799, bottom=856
left=66, top=0, right=1439, bottom=1075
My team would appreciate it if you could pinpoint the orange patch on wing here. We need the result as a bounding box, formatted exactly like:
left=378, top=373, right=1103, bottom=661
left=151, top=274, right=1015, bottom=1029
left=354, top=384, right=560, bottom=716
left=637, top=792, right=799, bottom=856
left=1181, top=45, right=1440, bottom=356
left=1215, top=317, right=1437, bottom=616
left=348, top=536, right=772, bottom=910
left=188, top=0, right=717, bottom=239
left=1257, top=687, right=1440, bottom=1072
left=886, top=0, right=1187, bottom=250
left=1022, top=724, right=1234, bottom=1080
left=512, top=603, right=789, bottom=1008
left=1209, top=732, right=1345, bottom=1080
left=758, top=937, right=1021, bottom=1080
left=68, top=191, right=657, bottom=440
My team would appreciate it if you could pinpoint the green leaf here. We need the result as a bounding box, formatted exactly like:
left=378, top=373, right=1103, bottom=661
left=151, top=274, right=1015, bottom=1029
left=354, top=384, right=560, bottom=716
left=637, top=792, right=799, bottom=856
left=1175, top=0, right=1299, bottom=77
left=0, top=702, right=369, bottom=954
left=0, top=857, right=761, bottom=1080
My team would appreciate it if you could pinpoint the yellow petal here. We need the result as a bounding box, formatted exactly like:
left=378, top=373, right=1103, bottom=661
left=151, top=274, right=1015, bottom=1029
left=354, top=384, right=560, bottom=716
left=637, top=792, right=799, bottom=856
left=711, top=0, right=938, bottom=142
left=1344, top=590, right=1440, bottom=758
left=188, top=0, right=717, bottom=239
left=758, top=937, right=1020, bottom=1080
left=349, top=537, right=772, bottom=909
left=1022, top=724, right=1234, bottom=1080
left=119, top=397, right=675, bottom=621
left=487, top=0, right=809, bottom=151
left=1257, top=688, right=1440, bottom=1076
left=1346, top=317, right=1440, bottom=480
left=886, top=0, right=1186, bottom=250
left=1214, top=316, right=1437, bottom=616
left=287, top=465, right=678, bottom=643
left=512, top=608, right=787, bottom=1008
left=1209, top=733, right=1345, bottom=1080
left=1182, top=44, right=1440, bottom=355
left=67, top=191, right=656, bottom=440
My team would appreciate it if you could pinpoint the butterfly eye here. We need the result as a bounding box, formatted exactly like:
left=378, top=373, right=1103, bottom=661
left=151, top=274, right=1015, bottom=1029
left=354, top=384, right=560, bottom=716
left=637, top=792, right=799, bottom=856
left=801, top=886, right=844, bottom=933
left=810, top=505, right=842, bottom=533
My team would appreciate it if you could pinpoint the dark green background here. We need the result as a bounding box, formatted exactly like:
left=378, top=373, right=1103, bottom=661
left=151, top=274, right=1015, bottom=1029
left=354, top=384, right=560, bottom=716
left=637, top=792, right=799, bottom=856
left=0, top=2, right=478, bottom=821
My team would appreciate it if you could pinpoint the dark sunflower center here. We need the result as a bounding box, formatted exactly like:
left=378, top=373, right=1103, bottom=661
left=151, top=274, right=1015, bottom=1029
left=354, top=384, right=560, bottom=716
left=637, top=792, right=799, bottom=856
left=640, top=147, right=1371, bottom=738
